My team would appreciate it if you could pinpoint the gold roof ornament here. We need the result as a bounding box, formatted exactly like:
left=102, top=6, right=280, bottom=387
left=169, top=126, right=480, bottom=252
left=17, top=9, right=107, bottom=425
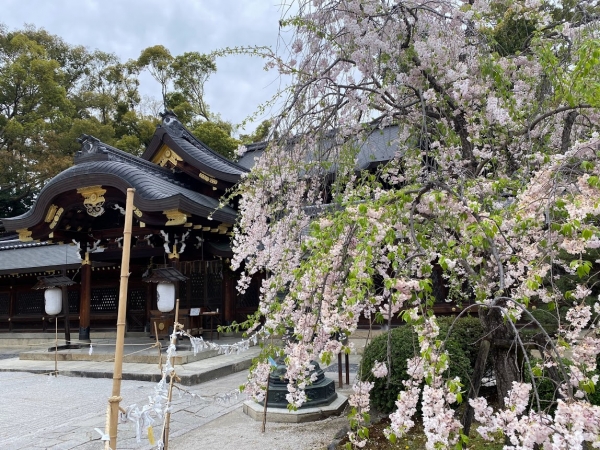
left=164, top=209, right=189, bottom=226
left=77, top=186, right=106, bottom=217
left=153, top=144, right=183, bottom=167
left=48, top=206, right=64, bottom=230
left=44, top=204, right=59, bottom=223
left=218, top=223, right=231, bottom=234
left=16, top=228, right=33, bottom=242
left=199, top=171, right=218, bottom=185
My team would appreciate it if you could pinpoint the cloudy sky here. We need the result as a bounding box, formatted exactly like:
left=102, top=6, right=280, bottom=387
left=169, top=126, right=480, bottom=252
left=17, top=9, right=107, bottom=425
left=2, top=0, right=291, bottom=133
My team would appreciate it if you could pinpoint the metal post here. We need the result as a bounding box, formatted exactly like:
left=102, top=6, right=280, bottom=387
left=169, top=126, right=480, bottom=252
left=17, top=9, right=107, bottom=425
left=345, top=353, right=350, bottom=385
left=338, top=352, right=343, bottom=388
left=106, top=187, right=135, bottom=450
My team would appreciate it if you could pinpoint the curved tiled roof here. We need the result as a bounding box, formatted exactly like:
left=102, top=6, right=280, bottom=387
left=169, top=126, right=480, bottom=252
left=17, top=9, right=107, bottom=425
left=168, top=133, right=248, bottom=177
left=2, top=135, right=237, bottom=232
left=142, top=112, right=249, bottom=183
left=237, top=125, right=401, bottom=171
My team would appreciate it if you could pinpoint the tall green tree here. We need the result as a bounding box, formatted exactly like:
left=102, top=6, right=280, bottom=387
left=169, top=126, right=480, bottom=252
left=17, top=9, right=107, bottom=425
left=172, top=51, right=216, bottom=121
left=137, top=45, right=240, bottom=159
left=0, top=25, right=159, bottom=216
left=192, top=119, right=240, bottom=160
left=136, top=45, right=172, bottom=107
left=0, top=25, right=75, bottom=216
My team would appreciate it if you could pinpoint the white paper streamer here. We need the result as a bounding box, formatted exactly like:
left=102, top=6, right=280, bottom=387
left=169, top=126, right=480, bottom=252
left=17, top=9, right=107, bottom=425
left=94, top=427, right=109, bottom=441
left=98, top=325, right=263, bottom=448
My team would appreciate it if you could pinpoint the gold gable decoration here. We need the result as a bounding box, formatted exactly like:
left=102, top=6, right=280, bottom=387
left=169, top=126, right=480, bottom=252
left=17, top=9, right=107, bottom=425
left=77, top=186, right=106, bottom=217
left=81, top=252, right=91, bottom=266
left=17, top=228, right=33, bottom=242
left=199, top=171, right=218, bottom=185
left=44, top=204, right=58, bottom=223
left=153, top=145, right=183, bottom=167
left=164, top=209, right=189, bottom=226
left=46, top=206, right=64, bottom=230
left=218, top=223, right=231, bottom=234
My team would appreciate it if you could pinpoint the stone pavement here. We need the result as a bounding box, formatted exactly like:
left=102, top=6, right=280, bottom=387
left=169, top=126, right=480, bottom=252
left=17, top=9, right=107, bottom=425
left=0, top=337, right=263, bottom=385
left=0, top=333, right=363, bottom=449
left=0, top=369, right=251, bottom=450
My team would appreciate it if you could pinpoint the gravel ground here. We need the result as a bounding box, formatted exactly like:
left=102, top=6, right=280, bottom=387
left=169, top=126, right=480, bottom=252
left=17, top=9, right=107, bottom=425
left=0, top=367, right=355, bottom=450
left=175, top=405, right=350, bottom=450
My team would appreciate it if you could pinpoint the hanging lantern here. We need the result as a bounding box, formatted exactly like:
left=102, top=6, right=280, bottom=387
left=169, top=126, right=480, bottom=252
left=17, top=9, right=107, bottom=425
left=44, top=287, right=63, bottom=315
left=143, top=267, right=186, bottom=314
left=157, top=282, right=175, bottom=312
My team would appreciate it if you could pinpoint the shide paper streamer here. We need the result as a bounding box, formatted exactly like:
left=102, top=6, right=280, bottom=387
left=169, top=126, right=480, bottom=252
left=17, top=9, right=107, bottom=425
left=106, top=326, right=263, bottom=447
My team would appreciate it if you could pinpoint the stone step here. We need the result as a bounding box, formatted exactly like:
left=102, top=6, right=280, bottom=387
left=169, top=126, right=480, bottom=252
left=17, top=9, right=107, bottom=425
left=0, top=336, right=262, bottom=386
left=19, top=345, right=222, bottom=365
left=0, top=331, right=122, bottom=347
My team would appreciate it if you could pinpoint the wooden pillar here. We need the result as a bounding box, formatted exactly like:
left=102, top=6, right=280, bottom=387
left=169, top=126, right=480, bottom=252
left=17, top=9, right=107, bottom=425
left=145, top=280, right=153, bottom=331
left=61, top=283, right=71, bottom=344
left=168, top=244, right=180, bottom=299
left=8, top=285, right=15, bottom=332
left=168, top=238, right=181, bottom=336
left=79, top=252, right=92, bottom=342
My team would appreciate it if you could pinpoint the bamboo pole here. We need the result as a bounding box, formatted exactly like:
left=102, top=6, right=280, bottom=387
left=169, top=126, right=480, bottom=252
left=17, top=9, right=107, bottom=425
left=54, top=316, right=58, bottom=377
left=106, top=187, right=135, bottom=450
left=162, top=298, right=180, bottom=450
left=154, top=322, right=163, bottom=373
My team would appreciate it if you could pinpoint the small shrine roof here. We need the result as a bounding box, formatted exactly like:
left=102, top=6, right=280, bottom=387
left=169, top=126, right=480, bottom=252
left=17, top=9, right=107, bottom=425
left=0, top=241, right=82, bottom=274
left=143, top=112, right=249, bottom=184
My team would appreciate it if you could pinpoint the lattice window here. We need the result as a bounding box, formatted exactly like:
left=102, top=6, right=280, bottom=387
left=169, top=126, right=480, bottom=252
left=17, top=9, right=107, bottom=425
left=128, top=289, right=146, bottom=311
left=190, top=272, right=204, bottom=307
left=16, top=291, right=44, bottom=315
left=158, top=260, right=224, bottom=308
left=68, top=290, right=80, bottom=314
left=91, top=287, right=118, bottom=312
left=205, top=261, right=222, bottom=304
left=180, top=260, right=203, bottom=275
left=0, top=292, right=9, bottom=315
left=178, top=279, right=188, bottom=308
left=237, top=279, right=260, bottom=308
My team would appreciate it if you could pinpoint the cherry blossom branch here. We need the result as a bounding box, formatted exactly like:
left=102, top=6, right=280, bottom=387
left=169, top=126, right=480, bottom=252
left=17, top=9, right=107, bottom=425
left=518, top=104, right=592, bottom=136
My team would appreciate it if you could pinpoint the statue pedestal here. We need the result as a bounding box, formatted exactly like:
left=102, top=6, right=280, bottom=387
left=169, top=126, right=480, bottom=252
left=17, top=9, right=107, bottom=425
left=243, top=393, right=348, bottom=423
left=243, top=360, right=348, bottom=422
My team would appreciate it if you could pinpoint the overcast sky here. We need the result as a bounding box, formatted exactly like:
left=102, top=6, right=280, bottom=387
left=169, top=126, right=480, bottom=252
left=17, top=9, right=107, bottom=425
left=2, top=0, right=290, bottom=134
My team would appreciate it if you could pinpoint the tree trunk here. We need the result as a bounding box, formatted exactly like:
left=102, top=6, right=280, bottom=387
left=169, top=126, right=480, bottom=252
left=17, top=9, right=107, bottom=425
left=480, top=305, right=520, bottom=407
left=462, top=339, right=490, bottom=443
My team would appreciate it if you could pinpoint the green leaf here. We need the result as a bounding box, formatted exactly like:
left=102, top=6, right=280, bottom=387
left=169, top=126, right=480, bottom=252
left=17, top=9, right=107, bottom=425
left=579, top=379, right=596, bottom=394
left=582, top=228, right=594, bottom=240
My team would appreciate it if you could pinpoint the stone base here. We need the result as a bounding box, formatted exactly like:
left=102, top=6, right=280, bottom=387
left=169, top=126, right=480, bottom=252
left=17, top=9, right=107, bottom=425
left=243, top=393, right=348, bottom=423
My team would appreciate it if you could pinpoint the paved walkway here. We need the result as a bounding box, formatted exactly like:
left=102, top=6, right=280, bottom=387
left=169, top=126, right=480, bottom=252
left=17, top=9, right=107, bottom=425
left=0, top=335, right=362, bottom=449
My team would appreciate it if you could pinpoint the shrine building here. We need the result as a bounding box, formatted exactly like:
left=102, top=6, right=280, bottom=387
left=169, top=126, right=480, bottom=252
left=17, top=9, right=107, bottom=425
left=0, top=112, right=260, bottom=341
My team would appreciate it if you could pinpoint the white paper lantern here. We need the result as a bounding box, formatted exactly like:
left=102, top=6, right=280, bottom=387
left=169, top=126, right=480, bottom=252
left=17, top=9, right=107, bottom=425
left=44, top=287, right=62, bottom=315
left=157, top=282, right=175, bottom=312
